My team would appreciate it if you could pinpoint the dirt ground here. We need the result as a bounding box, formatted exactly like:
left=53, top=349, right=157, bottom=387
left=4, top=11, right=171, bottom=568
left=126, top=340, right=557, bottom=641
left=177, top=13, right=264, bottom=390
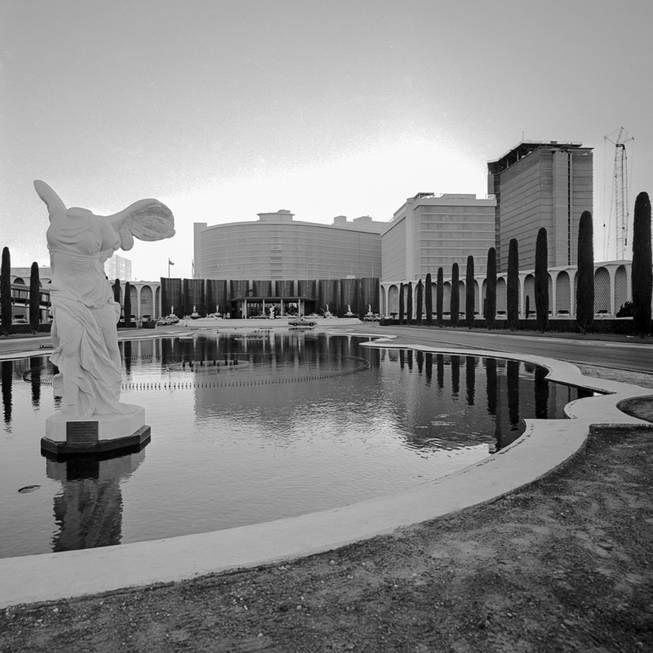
left=1, top=365, right=652, bottom=652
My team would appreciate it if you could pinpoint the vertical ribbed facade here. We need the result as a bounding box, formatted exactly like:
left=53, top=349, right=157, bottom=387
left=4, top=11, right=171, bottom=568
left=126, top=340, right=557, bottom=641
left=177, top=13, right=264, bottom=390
left=205, top=279, right=228, bottom=314
left=253, top=280, right=273, bottom=297
left=275, top=280, right=295, bottom=297
left=161, top=278, right=182, bottom=316
left=297, top=279, right=316, bottom=299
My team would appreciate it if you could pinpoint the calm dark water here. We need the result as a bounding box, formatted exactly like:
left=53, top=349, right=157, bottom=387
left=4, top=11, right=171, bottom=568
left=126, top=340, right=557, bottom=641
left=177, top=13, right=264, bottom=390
left=0, top=331, right=593, bottom=558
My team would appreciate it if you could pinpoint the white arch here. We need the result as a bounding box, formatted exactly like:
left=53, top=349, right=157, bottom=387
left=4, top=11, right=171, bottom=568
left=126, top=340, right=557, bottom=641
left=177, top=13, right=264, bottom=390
left=523, top=274, right=535, bottom=317
left=614, top=265, right=628, bottom=314
left=594, top=267, right=610, bottom=314
left=140, top=285, right=154, bottom=320
left=555, top=271, right=571, bottom=315
left=496, top=277, right=507, bottom=314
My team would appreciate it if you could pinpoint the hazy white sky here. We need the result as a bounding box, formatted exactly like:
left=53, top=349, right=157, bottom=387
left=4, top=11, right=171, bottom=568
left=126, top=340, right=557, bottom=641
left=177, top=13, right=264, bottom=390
left=1, top=0, right=652, bottom=280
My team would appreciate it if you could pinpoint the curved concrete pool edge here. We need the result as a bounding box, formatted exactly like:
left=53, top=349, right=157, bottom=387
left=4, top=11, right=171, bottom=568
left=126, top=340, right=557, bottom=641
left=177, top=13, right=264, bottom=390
left=0, top=342, right=651, bottom=609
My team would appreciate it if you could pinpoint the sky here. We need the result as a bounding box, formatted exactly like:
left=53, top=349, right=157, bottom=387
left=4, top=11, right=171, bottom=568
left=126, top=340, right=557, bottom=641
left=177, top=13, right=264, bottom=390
left=1, top=0, right=652, bottom=280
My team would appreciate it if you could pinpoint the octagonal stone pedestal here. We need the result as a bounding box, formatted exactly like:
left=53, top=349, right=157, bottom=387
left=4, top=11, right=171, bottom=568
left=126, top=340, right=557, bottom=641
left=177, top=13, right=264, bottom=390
left=41, top=404, right=150, bottom=456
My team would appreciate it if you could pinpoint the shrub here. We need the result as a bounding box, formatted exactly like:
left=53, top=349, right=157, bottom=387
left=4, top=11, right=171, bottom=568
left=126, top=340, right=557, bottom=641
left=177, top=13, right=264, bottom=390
left=616, top=300, right=634, bottom=317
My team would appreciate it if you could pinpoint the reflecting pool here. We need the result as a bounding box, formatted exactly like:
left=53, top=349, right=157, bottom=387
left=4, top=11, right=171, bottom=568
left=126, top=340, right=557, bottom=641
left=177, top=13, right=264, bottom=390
left=0, top=331, right=594, bottom=558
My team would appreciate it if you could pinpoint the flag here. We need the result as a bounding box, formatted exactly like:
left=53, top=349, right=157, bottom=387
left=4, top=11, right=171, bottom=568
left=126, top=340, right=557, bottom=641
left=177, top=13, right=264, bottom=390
left=168, top=259, right=175, bottom=266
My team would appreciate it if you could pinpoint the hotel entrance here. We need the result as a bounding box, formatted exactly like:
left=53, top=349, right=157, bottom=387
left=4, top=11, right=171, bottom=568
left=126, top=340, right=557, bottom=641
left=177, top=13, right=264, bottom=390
left=233, top=296, right=316, bottom=319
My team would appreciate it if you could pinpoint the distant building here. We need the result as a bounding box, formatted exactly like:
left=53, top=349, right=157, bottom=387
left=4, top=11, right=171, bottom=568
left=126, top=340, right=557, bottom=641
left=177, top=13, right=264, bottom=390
left=193, top=210, right=385, bottom=281
left=8, top=266, right=52, bottom=322
left=105, top=254, right=132, bottom=281
left=10, top=266, right=52, bottom=286
left=488, top=141, right=593, bottom=271
left=381, top=193, right=496, bottom=282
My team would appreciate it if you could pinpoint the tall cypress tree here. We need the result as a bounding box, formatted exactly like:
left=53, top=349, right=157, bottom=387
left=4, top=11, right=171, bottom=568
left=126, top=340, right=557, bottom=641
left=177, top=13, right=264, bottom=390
left=485, top=247, right=497, bottom=329
left=416, top=279, right=423, bottom=324
left=436, top=267, right=444, bottom=326
left=576, top=211, right=594, bottom=333
left=113, top=278, right=121, bottom=304
left=632, top=191, right=652, bottom=335
left=398, top=283, right=405, bottom=323
left=406, top=281, right=413, bottom=323
left=465, top=255, right=475, bottom=328
left=1, top=247, right=11, bottom=335
left=425, top=273, right=433, bottom=325
left=450, top=263, right=459, bottom=326
left=534, top=227, right=549, bottom=331
left=124, top=282, right=132, bottom=327
left=507, top=239, right=519, bottom=330
left=29, top=262, right=40, bottom=332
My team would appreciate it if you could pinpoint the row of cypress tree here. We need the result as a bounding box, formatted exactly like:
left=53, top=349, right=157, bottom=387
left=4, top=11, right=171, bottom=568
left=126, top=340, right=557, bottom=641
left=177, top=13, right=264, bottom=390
left=113, top=279, right=134, bottom=326
left=395, top=191, right=652, bottom=334
left=0, top=258, right=135, bottom=336
left=0, top=246, right=42, bottom=335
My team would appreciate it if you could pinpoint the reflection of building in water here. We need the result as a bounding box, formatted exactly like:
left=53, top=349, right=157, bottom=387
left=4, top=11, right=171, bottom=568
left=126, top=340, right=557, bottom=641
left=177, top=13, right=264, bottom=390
left=189, top=333, right=370, bottom=425
left=45, top=450, right=145, bottom=552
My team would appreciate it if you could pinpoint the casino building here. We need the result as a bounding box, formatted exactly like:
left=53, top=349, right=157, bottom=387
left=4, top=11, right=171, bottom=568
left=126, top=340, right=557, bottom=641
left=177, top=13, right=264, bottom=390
left=176, top=210, right=386, bottom=318
left=194, top=210, right=384, bottom=281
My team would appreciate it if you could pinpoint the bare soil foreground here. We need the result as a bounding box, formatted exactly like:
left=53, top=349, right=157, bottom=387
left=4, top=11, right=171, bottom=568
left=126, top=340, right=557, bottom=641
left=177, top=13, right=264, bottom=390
left=0, top=410, right=651, bottom=650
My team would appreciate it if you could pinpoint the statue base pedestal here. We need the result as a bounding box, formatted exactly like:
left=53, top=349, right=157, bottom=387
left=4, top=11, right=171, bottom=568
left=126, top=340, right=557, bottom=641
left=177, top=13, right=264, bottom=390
left=41, top=404, right=150, bottom=456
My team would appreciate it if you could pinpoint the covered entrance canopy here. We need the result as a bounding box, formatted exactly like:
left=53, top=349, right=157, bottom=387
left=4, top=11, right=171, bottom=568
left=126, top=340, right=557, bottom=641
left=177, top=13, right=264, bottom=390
left=232, top=296, right=316, bottom=318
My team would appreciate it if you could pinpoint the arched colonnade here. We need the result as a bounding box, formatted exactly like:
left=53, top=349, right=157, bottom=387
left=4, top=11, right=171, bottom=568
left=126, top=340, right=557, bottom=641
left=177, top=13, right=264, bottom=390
left=379, top=262, right=633, bottom=320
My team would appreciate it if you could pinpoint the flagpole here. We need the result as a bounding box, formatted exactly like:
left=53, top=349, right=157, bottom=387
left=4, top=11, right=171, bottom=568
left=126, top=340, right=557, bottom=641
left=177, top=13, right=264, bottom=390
left=167, top=259, right=170, bottom=278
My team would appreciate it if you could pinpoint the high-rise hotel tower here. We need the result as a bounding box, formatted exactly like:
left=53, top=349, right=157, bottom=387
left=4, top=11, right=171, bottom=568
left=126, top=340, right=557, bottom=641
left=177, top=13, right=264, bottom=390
left=488, top=141, right=593, bottom=271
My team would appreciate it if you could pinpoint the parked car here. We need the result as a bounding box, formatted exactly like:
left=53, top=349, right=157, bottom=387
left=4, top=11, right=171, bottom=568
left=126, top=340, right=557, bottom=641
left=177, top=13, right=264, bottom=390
left=156, top=315, right=180, bottom=326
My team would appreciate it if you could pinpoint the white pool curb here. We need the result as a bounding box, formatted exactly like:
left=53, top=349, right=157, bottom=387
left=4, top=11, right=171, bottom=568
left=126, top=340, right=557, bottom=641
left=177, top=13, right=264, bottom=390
left=0, top=342, right=651, bottom=609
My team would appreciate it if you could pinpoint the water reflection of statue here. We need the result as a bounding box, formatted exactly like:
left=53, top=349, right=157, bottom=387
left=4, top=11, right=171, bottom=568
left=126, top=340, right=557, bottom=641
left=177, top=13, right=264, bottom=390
left=34, top=180, right=174, bottom=418
left=46, top=449, right=145, bottom=551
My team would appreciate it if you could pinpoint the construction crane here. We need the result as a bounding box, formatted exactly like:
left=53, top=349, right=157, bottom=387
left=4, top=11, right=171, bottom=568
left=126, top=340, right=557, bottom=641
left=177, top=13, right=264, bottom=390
left=604, top=127, right=634, bottom=260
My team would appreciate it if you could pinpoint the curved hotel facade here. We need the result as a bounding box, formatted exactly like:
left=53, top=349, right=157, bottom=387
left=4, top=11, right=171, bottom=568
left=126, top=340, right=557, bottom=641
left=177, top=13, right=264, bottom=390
left=194, top=210, right=384, bottom=281
left=179, top=211, right=385, bottom=318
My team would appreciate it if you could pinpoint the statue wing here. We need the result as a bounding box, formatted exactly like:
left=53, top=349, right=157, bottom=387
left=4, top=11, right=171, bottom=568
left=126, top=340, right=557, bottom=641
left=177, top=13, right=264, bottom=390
left=106, top=199, right=175, bottom=250
left=33, top=180, right=67, bottom=218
